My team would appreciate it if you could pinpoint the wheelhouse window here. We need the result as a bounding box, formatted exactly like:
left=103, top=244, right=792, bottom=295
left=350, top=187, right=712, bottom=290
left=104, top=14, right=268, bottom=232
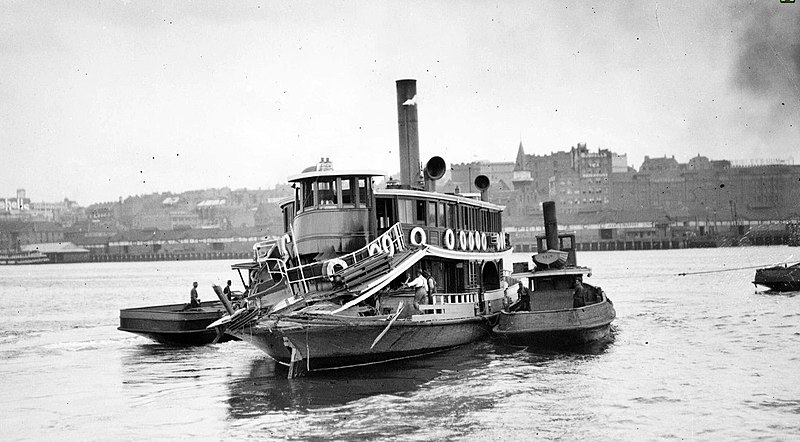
left=317, top=179, right=337, bottom=206
left=301, top=182, right=313, bottom=212
left=427, top=202, right=437, bottom=226
left=358, top=178, right=369, bottom=207
left=438, top=202, right=446, bottom=227
left=341, top=178, right=355, bottom=206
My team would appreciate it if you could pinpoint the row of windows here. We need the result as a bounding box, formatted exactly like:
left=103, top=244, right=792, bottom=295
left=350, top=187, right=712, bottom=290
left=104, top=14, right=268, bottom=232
left=296, top=177, right=370, bottom=212
left=379, top=197, right=501, bottom=232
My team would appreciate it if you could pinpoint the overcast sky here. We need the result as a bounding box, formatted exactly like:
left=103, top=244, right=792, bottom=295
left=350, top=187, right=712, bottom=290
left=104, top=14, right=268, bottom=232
left=1, top=1, right=798, bottom=205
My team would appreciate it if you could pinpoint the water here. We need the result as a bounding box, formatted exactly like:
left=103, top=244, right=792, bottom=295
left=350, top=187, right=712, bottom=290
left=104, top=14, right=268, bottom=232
left=1, top=248, right=799, bottom=441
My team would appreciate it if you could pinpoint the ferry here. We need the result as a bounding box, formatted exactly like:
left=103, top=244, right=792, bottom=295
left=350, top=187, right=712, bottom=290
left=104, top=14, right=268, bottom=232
left=0, top=250, right=49, bottom=265
left=211, top=79, right=513, bottom=377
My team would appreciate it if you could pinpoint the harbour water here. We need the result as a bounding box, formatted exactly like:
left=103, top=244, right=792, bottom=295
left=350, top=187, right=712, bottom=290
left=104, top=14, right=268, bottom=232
left=1, top=247, right=799, bottom=440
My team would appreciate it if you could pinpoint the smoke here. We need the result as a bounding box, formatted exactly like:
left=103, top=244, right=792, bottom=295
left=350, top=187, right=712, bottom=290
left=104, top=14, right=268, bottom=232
left=734, top=4, right=800, bottom=102
left=729, top=3, right=799, bottom=153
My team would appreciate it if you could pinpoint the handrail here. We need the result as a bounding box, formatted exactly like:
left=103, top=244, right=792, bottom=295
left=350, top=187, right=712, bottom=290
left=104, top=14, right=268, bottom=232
left=277, top=222, right=408, bottom=290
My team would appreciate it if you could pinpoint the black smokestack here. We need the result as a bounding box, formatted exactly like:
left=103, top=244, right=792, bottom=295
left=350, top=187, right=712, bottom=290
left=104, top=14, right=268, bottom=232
left=542, top=201, right=558, bottom=251
left=396, top=79, right=420, bottom=188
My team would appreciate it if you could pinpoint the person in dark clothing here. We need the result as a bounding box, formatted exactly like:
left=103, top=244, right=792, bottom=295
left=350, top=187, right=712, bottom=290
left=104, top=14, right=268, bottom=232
left=223, top=280, right=233, bottom=300
left=573, top=280, right=588, bottom=308
left=184, top=282, right=201, bottom=310
left=424, top=270, right=436, bottom=304
left=511, top=281, right=531, bottom=311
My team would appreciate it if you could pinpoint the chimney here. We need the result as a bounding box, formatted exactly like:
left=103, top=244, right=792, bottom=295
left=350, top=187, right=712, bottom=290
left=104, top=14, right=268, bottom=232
left=396, top=79, right=420, bottom=188
left=542, top=201, right=558, bottom=251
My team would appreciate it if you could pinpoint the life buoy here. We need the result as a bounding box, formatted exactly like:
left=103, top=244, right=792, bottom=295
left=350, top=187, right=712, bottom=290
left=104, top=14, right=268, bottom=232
left=468, top=231, right=476, bottom=250
left=368, top=242, right=382, bottom=256
left=459, top=230, right=467, bottom=250
left=380, top=235, right=395, bottom=257
left=444, top=229, right=455, bottom=250
left=480, top=232, right=488, bottom=251
left=325, top=258, right=348, bottom=279
left=410, top=227, right=427, bottom=246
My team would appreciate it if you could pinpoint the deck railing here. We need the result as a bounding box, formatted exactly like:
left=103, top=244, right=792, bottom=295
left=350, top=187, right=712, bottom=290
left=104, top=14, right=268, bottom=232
left=255, top=223, right=408, bottom=296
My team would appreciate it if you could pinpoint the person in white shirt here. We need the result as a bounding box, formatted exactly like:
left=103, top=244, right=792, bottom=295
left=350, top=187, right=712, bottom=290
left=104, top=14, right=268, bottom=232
left=405, top=270, right=429, bottom=312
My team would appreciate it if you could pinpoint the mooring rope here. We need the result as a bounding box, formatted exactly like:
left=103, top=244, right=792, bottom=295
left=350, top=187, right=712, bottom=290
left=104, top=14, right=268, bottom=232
left=676, top=260, right=800, bottom=277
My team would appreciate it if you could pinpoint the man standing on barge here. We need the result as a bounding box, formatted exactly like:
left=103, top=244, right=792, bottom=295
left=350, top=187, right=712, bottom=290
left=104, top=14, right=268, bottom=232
left=187, top=281, right=201, bottom=309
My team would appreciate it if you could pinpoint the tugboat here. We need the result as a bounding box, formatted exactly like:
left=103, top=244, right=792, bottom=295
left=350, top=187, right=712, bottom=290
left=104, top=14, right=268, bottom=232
left=753, top=262, right=800, bottom=292
left=493, top=201, right=615, bottom=348
left=212, top=79, right=513, bottom=377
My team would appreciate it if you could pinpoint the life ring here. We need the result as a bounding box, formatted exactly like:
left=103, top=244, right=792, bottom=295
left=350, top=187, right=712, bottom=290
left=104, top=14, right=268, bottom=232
left=325, top=258, right=348, bottom=279
left=368, top=242, right=383, bottom=256
left=480, top=232, right=488, bottom=251
left=444, top=229, right=455, bottom=250
left=410, top=227, right=427, bottom=246
left=459, top=230, right=467, bottom=250
left=380, top=235, right=395, bottom=257
left=468, top=231, right=476, bottom=250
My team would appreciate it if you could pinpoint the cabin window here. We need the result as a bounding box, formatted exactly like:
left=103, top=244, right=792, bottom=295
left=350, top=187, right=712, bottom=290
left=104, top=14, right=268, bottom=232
left=301, top=183, right=313, bottom=212
left=560, top=236, right=573, bottom=250
left=427, top=202, right=437, bottom=226
left=317, top=179, right=337, bottom=206
left=341, top=178, right=355, bottom=206
left=415, top=200, right=426, bottom=225
left=376, top=198, right=395, bottom=229
left=461, top=206, right=469, bottom=229
left=447, top=204, right=456, bottom=228
left=294, top=187, right=300, bottom=214
left=438, top=202, right=446, bottom=227
left=398, top=199, right=414, bottom=224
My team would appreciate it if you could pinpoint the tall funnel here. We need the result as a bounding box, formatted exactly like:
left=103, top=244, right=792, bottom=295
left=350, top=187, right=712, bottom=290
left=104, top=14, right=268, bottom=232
left=542, top=201, right=559, bottom=251
left=396, top=79, right=420, bottom=188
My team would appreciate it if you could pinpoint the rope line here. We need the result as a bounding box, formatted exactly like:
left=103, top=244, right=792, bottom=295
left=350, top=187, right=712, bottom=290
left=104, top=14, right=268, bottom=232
left=676, top=260, right=800, bottom=277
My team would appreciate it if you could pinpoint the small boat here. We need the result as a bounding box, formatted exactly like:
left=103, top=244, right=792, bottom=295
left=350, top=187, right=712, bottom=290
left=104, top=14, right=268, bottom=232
left=753, top=262, right=800, bottom=292
left=119, top=300, right=238, bottom=345
left=216, top=79, right=512, bottom=377
left=0, top=250, right=49, bottom=265
left=493, top=201, right=616, bottom=348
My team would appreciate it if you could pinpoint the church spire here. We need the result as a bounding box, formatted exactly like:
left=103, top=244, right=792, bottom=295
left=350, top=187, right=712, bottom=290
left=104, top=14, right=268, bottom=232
left=515, top=141, right=526, bottom=170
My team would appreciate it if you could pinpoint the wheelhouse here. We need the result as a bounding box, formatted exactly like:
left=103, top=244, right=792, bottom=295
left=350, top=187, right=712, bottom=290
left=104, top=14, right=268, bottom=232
left=282, top=169, right=383, bottom=258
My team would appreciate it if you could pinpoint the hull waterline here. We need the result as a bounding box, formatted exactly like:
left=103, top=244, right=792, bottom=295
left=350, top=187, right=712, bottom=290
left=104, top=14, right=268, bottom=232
left=231, top=315, right=494, bottom=372
left=494, top=300, right=616, bottom=348
left=119, top=301, right=238, bottom=345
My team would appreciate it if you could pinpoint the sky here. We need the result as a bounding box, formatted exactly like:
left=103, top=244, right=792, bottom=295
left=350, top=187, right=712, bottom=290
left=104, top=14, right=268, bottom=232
left=1, top=0, right=798, bottom=205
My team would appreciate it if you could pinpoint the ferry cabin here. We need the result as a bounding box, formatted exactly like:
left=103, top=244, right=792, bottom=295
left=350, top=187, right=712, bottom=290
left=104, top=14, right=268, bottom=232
left=276, top=168, right=508, bottom=310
